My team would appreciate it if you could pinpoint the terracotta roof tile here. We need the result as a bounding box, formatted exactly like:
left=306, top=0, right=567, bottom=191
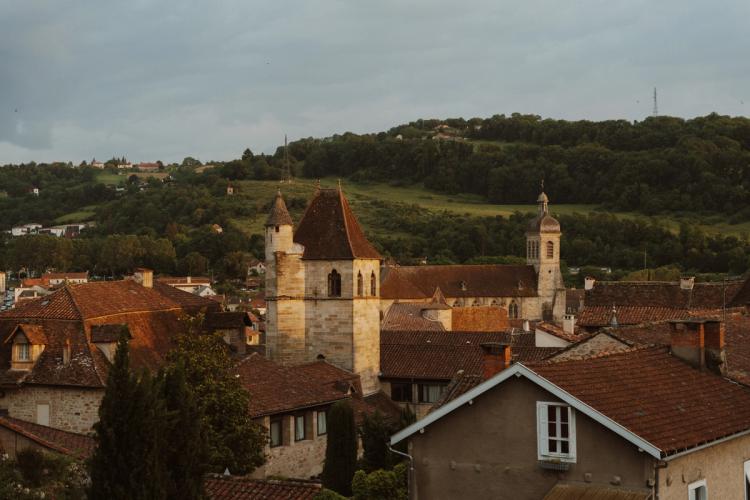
left=90, top=324, right=127, bottom=343
left=236, top=354, right=356, bottom=417
left=0, top=415, right=95, bottom=459
left=205, top=476, right=320, bottom=500
left=380, top=330, right=558, bottom=380
left=381, top=264, right=538, bottom=300
left=452, top=307, right=509, bottom=332
left=529, top=347, right=750, bottom=456
left=293, top=188, right=381, bottom=260
left=381, top=303, right=445, bottom=332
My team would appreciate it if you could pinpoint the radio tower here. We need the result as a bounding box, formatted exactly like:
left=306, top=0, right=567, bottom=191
left=652, top=87, right=658, bottom=117
left=282, top=134, right=292, bottom=184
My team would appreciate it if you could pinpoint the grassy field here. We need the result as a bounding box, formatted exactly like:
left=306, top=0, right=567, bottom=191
left=54, top=206, right=98, bottom=224
left=228, top=177, right=750, bottom=239
left=95, top=171, right=124, bottom=186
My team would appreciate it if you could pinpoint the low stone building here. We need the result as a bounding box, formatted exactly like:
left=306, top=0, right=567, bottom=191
left=0, top=273, right=218, bottom=433
left=0, top=413, right=94, bottom=460
left=237, top=352, right=399, bottom=479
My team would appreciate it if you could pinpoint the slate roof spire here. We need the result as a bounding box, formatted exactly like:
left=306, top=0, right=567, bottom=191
left=265, top=190, right=293, bottom=227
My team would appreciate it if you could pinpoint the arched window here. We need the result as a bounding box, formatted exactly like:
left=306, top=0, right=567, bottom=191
left=546, top=241, right=554, bottom=258
left=472, top=299, right=481, bottom=307
left=509, top=301, right=519, bottom=319
left=490, top=299, right=499, bottom=306
left=357, top=271, right=364, bottom=297
left=370, top=271, right=377, bottom=296
left=327, top=269, right=341, bottom=297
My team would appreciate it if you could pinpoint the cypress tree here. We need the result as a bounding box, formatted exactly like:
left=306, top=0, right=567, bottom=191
left=360, top=410, right=395, bottom=472
left=88, top=329, right=168, bottom=500
left=161, top=361, right=208, bottom=499
left=322, top=400, right=358, bottom=496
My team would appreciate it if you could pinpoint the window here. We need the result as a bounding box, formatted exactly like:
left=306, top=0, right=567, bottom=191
left=391, top=382, right=413, bottom=403
left=357, top=272, right=364, bottom=297
left=546, top=241, right=554, bottom=259
left=275, top=225, right=279, bottom=233
left=418, top=383, right=446, bottom=404
left=14, top=337, right=30, bottom=362
left=537, top=402, right=576, bottom=462
left=689, top=479, right=707, bottom=500
left=317, top=411, right=327, bottom=436
left=370, top=272, right=377, bottom=296
left=509, top=301, right=519, bottom=319
left=295, top=414, right=307, bottom=441
left=270, top=419, right=282, bottom=447
left=327, top=270, right=341, bottom=297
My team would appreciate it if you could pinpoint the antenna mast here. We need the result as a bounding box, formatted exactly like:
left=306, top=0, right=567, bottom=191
left=652, top=87, right=658, bottom=117
left=282, top=134, right=292, bottom=184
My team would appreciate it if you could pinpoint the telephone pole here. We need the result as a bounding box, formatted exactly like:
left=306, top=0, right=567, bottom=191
left=282, top=134, right=292, bottom=184
left=652, top=87, right=658, bottom=117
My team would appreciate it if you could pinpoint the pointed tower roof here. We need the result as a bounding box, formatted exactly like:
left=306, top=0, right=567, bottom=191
left=422, top=286, right=451, bottom=310
left=265, top=190, right=293, bottom=226
left=293, top=188, right=381, bottom=260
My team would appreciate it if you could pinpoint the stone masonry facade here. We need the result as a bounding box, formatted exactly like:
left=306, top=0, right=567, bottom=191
left=1, top=385, right=103, bottom=434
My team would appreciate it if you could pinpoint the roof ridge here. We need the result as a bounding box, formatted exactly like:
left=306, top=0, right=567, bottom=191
left=63, top=285, right=86, bottom=320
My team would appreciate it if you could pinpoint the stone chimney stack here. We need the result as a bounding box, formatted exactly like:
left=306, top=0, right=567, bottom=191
left=480, top=343, right=512, bottom=380
left=584, top=277, right=596, bottom=291
left=134, top=268, right=153, bottom=288
left=680, top=276, right=695, bottom=291
left=669, top=319, right=726, bottom=375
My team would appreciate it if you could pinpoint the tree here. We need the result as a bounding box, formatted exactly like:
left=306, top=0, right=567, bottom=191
left=167, top=316, right=265, bottom=474
left=161, top=361, right=209, bottom=499
left=242, top=148, right=254, bottom=161
left=89, top=329, right=168, bottom=499
left=322, top=401, right=358, bottom=496
left=351, top=463, right=408, bottom=500
left=359, top=411, right=395, bottom=472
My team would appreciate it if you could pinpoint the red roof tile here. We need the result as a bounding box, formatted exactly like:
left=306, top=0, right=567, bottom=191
left=530, top=347, right=750, bottom=456
left=381, top=264, right=538, bottom=300
left=381, top=303, right=445, bottom=332
left=452, top=307, right=509, bottom=332
left=205, top=476, right=320, bottom=500
left=236, top=354, right=356, bottom=417
left=293, top=188, right=381, bottom=260
left=265, top=191, right=294, bottom=227
left=0, top=415, right=95, bottom=459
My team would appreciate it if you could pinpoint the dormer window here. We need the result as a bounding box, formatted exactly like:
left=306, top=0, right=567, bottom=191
left=327, top=269, right=341, bottom=297
left=15, top=336, right=30, bottom=362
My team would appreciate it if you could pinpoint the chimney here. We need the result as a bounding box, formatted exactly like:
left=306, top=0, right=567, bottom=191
left=680, top=276, right=695, bottom=290
left=134, top=268, right=153, bottom=288
left=669, top=319, right=726, bottom=375
left=187, top=276, right=192, bottom=284
left=584, top=276, right=596, bottom=291
left=480, top=343, right=512, bottom=379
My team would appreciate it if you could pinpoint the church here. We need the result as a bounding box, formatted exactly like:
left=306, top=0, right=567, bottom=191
left=264, top=185, right=565, bottom=394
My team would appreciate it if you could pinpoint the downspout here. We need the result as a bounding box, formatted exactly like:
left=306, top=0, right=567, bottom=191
left=653, top=459, right=668, bottom=500
left=389, top=444, right=414, bottom=499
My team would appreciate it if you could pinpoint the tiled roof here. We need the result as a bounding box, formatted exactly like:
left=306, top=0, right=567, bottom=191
left=530, top=347, right=750, bottom=456
left=90, top=324, right=127, bottom=343
left=0, top=280, right=217, bottom=321
left=381, top=303, right=445, bottom=332
left=205, top=476, right=320, bottom=500
left=726, top=315, right=750, bottom=386
left=380, top=330, right=558, bottom=380
left=381, top=264, right=538, bottom=300
left=265, top=191, right=294, bottom=227
left=6, top=324, right=48, bottom=344
left=534, top=321, right=581, bottom=343
left=236, top=354, right=355, bottom=417
left=578, top=280, right=745, bottom=327
left=0, top=415, right=95, bottom=459
left=43, top=272, right=88, bottom=281
left=157, top=276, right=211, bottom=285
left=452, top=307, right=509, bottom=332
left=205, top=312, right=254, bottom=330
left=293, top=188, right=381, bottom=260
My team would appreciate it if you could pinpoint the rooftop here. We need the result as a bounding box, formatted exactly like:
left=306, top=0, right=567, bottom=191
left=293, top=188, right=381, bottom=260
left=0, top=415, right=95, bottom=459
left=205, top=476, right=320, bottom=500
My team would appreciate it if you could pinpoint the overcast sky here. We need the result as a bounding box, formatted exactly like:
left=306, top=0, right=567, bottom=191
left=1, top=0, right=749, bottom=164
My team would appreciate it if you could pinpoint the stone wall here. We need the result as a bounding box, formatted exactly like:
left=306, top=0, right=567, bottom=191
left=1, top=385, right=102, bottom=434
left=552, top=334, right=630, bottom=361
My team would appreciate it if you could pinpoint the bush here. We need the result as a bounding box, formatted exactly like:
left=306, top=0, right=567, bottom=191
left=16, top=448, right=45, bottom=486
left=314, top=489, right=348, bottom=500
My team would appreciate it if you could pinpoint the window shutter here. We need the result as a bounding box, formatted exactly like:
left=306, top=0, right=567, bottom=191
left=537, top=402, right=549, bottom=457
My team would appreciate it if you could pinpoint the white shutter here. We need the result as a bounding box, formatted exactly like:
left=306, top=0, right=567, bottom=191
left=537, top=402, right=549, bottom=458
left=36, top=404, right=49, bottom=426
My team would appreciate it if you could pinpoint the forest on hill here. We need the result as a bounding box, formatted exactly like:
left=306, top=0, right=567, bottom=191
left=1, top=113, right=750, bottom=284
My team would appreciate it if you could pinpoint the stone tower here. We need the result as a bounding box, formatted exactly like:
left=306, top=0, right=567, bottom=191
left=525, top=188, right=565, bottom=321
left=264, top=191, right=306, bottom=365
left=264, top=186, right=382, bottom=394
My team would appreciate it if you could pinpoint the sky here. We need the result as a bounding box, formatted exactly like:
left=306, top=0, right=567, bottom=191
left=1, top=0, right=749, bottom=164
